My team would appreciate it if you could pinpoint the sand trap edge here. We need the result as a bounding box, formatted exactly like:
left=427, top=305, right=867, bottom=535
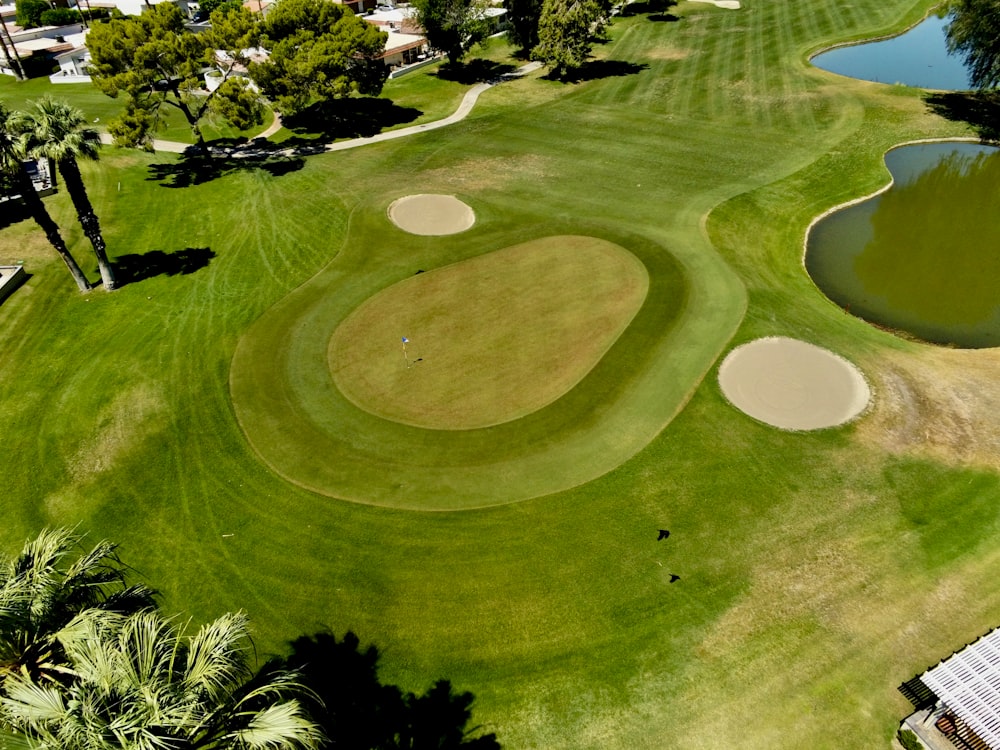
left=388, top=194, right=476, bottom=236
left=718, top=336, right=871, bottom=431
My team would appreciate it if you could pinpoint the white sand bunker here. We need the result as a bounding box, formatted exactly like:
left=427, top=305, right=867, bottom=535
left=718, top=337, right=870, bottom=430
left=690, top=0, right=740, bottom=8
left=388, top=194, right=475, bottom=236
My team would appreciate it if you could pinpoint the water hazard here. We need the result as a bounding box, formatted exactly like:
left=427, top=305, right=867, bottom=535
left=811, top=14, right=972, bottom=90
left=805, top=142, right=1000, bottom=348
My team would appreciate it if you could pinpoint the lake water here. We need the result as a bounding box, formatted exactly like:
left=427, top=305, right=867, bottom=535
left=811, top=14, right=973, bottom=90
left=805, top=142, right=1000, bottom=348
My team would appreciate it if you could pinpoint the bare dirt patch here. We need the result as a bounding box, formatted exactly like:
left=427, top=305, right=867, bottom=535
left=718, top=337, right=870, bottom=430
left=388, top=194, right=475, bottom=235
left=644, top=47, right=691, bottom=62
left=419, top=154, right=552, bottom=193
left=689, top=0, right=741, bottom=8
left=856, top=345, right=1000, bottom=469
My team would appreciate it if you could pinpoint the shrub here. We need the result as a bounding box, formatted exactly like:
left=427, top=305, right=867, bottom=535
left=40, top=7, right=82, bottom=25
left=14, top=0, right=48, bottom=28
left=897, top=728, right=924, bottom=750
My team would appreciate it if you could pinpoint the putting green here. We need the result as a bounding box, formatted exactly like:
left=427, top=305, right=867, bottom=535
left=230, top=202, right=745, bottom=510
left=329, top=236, right=648, bottom=430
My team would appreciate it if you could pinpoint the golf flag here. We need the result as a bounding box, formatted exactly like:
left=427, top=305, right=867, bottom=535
left=402, top=337, right=409, bottom=343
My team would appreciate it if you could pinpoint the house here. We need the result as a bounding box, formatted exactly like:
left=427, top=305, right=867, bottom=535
left=365, top=6, right=421, bottom=34
left=901, top=627, right=1000, bottom=750
left=1, top=22, right=83, bottom=77
left=205, top=46, right=267, bottom=91
left=0, top=158, right=56, bottom=201
left=0, top=266, right=28, bottom=306
left=241, top=0, right=276, bottom=14
left=380, top=29, right=427, bottom=68
left=49, top=28, right=90, bottom=82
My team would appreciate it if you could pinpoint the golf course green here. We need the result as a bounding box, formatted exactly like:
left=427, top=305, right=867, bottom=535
left=3, top=0, right=1000, bottom=747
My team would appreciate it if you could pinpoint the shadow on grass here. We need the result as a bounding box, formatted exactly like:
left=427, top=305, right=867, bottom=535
left=544, top=59, right=648, bottom=83
left=279, top=97, right=423, bottom=147
left=111, top=247, right=215, bottom=286
left=147, top=142, right=306, bottom=188
left=264, top=631, right=501, bottom=750
left=925, top=91, right=1000, bottom=141
left=0, top=198, right=29, bottom=229
left=619, top=0, right=678, bottom=16
left=434, top=58, right=519, bottom=84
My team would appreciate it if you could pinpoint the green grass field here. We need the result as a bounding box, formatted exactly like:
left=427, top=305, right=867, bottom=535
left=4, top=0, right=1000, bottom=747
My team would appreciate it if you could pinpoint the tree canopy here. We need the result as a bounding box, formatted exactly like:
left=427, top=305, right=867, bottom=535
left=504, top=0, right=544, bottom=57
left=0, top=105, right=92, bottom=292
left=86, top=3, right=265, bottom=149
left=15, top=97, right=117, bottom=291
left=250, top=0, right=389, bottom=117
left=14, top=0, right=47, bottom=28
left=0, top=528, right=156, bottom=682
left=947, top=0, right=1000, bottom=89
left=531, top=0, right=610, bottom=76
left=0, top=530, right=322, bottom=750
left=411, top=0, right=492, bottom=65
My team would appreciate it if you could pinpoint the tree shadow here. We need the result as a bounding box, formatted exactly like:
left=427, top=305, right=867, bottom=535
left=545, top=59, right=648, bottom=83
left=267, top=631, right=500, bottom=750
left=619, top=0, right=677, bottom=15
left=434, top=58, right=519, bottom=84
left=147, top=143, right=306, bottom=189
left=110, top=247, right=216, bottom=287
left=925, top=90, right=1000, bottom=141
left=0, top=199, right=30, bottom=230
left=279, top=97, right=423, bottom=147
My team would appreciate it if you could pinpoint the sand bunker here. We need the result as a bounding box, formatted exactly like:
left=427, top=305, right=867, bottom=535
left=718, top=337, right=870, bottom=430
left=388, top=194, right=475, bottom=236
left=690, top=0, right=741, bottom=8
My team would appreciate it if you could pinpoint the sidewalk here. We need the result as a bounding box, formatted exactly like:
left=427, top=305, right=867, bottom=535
left=97, top=62, right=543, bottom=156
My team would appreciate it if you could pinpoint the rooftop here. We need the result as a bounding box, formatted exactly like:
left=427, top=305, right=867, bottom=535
left=921, top=627, right=1000, bottom=750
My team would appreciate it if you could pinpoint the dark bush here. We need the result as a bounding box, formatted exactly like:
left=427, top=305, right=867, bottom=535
left=40, top=7, right=82, bottom=25
left=897, top=728, right=923, bottom=750
left=15, top=0, right=48, bottom=28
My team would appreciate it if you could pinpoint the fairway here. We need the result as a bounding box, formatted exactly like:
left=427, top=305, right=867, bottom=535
left=6, top=0, right=1000, bottom=748
left=328, top=236, right=648, bottom=430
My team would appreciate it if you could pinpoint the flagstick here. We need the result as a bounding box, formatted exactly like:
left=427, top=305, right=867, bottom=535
left=402, top=339, right=410, bottom=368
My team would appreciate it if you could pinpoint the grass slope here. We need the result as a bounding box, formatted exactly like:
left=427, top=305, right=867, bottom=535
left=3, top=1, right=1000, bottom=748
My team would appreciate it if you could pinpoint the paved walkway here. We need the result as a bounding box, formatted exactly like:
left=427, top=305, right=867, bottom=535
left=98, top=62, right=543, bottom=156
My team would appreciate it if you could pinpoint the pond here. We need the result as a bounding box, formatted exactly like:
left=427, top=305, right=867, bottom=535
left=811, top=14, right=972, bottom=90
left=805, top=142, right=1000, bottom=349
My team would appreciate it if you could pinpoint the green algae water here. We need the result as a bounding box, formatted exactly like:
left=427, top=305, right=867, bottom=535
left=805, top=142, right=1000, bottom=348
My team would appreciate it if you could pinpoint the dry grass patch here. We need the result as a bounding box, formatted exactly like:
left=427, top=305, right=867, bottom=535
left=419, top=155, right=553, bottom=192
left=329, top=235, right=648, bottom=429
left=857, top=345, right=1000, bottom=469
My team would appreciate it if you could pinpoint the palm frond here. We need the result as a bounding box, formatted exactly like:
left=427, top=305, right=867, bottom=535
left=0, top=677, right=66, bottom=726
left=226, top=701, right=324, bottom=750
left=182, top=612, right=251, bottom=701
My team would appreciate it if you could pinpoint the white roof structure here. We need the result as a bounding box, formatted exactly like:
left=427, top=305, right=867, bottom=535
left=384, top=30, right=425, bottom=54
left=921, top=627, right=1000, bottom=749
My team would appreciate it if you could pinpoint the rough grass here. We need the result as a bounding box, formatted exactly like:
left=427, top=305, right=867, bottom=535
left=4, top=1, right=1000, bottom=748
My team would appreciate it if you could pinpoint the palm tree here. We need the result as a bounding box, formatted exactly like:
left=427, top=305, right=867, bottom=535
left=0, top=609, right=325, bottom=750
left=0, top=528, right=157, bottom=687
left=0, top=104, right=92, bottom=293
left=15, top=98, right=117, bottom=291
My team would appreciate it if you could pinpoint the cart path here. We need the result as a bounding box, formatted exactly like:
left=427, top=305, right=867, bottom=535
left=98, top=62, right=543, bottom=156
